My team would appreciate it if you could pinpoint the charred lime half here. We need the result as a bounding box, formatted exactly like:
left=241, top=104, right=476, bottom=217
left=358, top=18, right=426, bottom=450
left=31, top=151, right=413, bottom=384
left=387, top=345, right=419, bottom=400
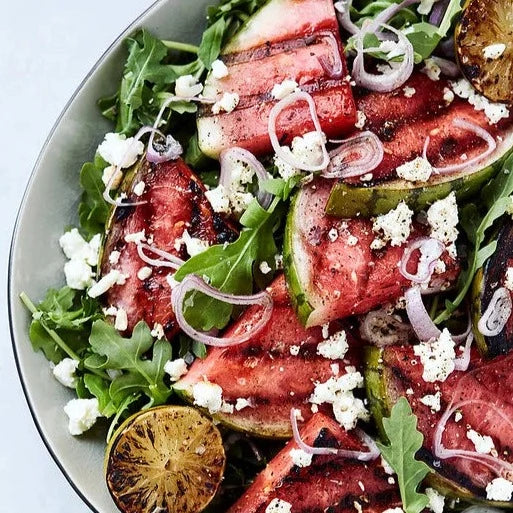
left=456, top=0, right=513, bottom=103
left=105, top=406, right=225, bottom=513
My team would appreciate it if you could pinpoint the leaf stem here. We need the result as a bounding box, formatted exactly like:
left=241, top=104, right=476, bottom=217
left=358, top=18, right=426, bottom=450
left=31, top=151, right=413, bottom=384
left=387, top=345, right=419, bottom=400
left=161, top=40, right=199, bottom=54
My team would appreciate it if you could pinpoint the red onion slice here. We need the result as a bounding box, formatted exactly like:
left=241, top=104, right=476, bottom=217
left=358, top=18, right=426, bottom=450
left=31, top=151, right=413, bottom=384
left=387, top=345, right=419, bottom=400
left=171, top=275, right=273, bottom=347
left=429, top=0, right=449, bottom=27
left=268, top=91, right=330, bottom=172
left=137, top=243, right=185, bottom=270
left=360, top=309, right=412, bottom=347
left=434, top=399, right=513, bottom=479
left=323, top=131, right=384, bottom=179
left=290, top=409, right=379, bottom=461
left=423, top=118, right=497, bottom=175
left=405, top=286, right=442, bottom=342
left=219, top=147, right=272, bottom=209
left=370, top=0, right=418, bottom=30
left=430, top=56, right=460, bottom=78
left=315, top=31, right=344, bottom=79
left=477, top=287, right=512, bottom=337
left=352, top=23, right=414, bottom=93
left=453, top=333, right=473, bottom=372
left=334, top=0, right=360, bottom=35
left=400, top=237, right=445, bottom=284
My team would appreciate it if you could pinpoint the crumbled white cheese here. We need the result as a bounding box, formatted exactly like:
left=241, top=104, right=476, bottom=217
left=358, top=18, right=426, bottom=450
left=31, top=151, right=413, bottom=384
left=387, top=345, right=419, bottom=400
left=403, top=86, right=416, bottom=98
left=467, top=429, right=495, bottom=454
left=378, top=40, right=405, bottom=60
left=114, top=308, right=128, bottom=331
left=274, top=131, right=326, bottom=177
left=63, top=398, right=101, bottom=436
left=417, top=0, right=436, bottom=15
left=426, top=487, right=445, bottom=513
left=290, top=448, right=313, bottom=468
left=265, top=498, right=292, bottom=513
left=164, top=358, right=188, bottom=382
left=413, top=328, right=456, bottom=382
left=454, top=411, right=463, bottom=422
left=422, top=58, right=441, bottom=81
left=178, top=229, right=210, bottom=257
left=396, top=157, right=433, bottom=182
left=290, top=345, right=300, bottom=356
left=151, top=323, right=165, bottom=340
left=212, top=92, right=239, bottom=114
left=328, top=228, right=339, bottom=242
left=211, top=59, right=229, bottom=79
left=451, top=78, right=510, bottom=124
left=443, top=87, right=454, bottom=105
left=175, top=74, right=203, bottom=97
left=505, top=267, right=513, bottom=291
left=483, top=43, right=506, bottom=60
left=125, top=230, right=146, bottom=244
left=98, top=132, right=144, bottom=168
left=372, top=201, right=414, bottom=248
left=133, top=180, right=145, bottom=196
left=235, top=398, right=251, bottom=411
left=427, top=192, right=459, bottom=257
left=63, top=259, right=94, bottom=290
left=317, top=330, right=349, bottom=360
left=355, top=110, right=367, bottom=129
left=88, top=270, right=125, bottom=298
left=486, top=478, right=513, bottom=501
left=192, top=381, right=224, bottom=414
left=259, top=261, right=272, bottom=275
left=102, top=165, right=124, bottom=189
left=137, top=266, right=152, bottom=281
left=419, top=391, right=441, bottom=412
left=205, top=184, right=231, bottom=214
left=109, top=250, right=121, bottom=265
left=103, top=305, right=118, bottom=317
left=52, top=358, right=79, bottom=388
left=347, top=235, right=358, bottom=246
left=271, top=79, right=299, bottom=100
left=59, top=229, right=100, bottom=266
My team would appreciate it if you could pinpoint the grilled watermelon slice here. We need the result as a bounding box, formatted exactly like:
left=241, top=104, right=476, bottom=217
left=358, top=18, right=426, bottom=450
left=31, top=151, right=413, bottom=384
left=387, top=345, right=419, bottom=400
left=472, top=220, right=513, bottom=357
left=197, top=0, right=357, bottom=158
left=227, top=412, right=401, bottom=513
left=365, top=345, right=513, bottom=506
left=100, top=158, right=236, bottom=338
left=284, top=177, right=460, bottom=327
left=174, top=275, right=362, bottom=438
left=326, top=71, right=513, bottom=218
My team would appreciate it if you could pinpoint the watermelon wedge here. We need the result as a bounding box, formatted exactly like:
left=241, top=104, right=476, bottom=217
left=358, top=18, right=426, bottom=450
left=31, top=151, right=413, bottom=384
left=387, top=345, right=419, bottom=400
left=228, top=412, right=401, bottom=513
left=100, top=158, right=236, bottom=338
left=326, top=71, right=513, bottom=218
left=174, top=275, right=362, bottom=438
left=197, top=0, right=357, bottom=158
left=365, top=345, right=513, bottom=505
left=284, top=178, right=460, bottom=327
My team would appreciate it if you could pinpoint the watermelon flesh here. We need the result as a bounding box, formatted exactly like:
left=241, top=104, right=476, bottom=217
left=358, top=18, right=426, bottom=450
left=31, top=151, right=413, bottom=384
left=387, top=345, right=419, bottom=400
left=352, top=71, right=513, bottom=184
left=197, top=0, right=357, bottom=158
left=228, top=412, right=401, bottom=513
left=100, top=158, right=236, bottom=338
left=373, top=345, right=513, bottom=498
left=285, top=178, right=460, bottom=327
left=175, top=275, right=363, bottom=438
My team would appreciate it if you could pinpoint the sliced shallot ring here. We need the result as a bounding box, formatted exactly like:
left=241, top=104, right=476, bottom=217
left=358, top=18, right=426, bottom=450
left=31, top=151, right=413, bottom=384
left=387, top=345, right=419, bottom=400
left=405, top=286, right=442, bottom=342
left=314, top=31, right=344, bottom=79
left=423, top=118, right=497, bottom=175
left=399, top=237, right=445, bottom=284
left=323, top=131, right=384, bottom=178
left=453, top=332, right=473, bottom=372
left=334, top=0, right=360, bottom=35
left=137, top=243, right=184, bottom=270
left=268, top=91, right=330, bottom=172
left=290, top=409, right=379, bottom=461
left=219, top=147, right=272, bottom=209
left=171, top=274, right=273, bottom=347
left=477, top=287, right=512, bottom=337
left=433, top=398, right=513, bottom=479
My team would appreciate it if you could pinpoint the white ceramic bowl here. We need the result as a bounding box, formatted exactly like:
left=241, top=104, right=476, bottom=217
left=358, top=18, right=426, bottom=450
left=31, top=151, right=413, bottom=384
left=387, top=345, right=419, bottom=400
left=8, top=1, right=212, bottom=511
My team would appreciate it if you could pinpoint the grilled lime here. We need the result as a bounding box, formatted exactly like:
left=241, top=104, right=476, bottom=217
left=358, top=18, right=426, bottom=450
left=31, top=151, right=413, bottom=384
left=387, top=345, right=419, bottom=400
left=105, top=406, right=225, bottom=513
left=455, top=0, right=513, bottom=103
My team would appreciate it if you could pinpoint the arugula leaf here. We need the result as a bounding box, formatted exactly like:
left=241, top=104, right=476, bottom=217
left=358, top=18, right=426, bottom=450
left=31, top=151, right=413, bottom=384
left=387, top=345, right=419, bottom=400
left=85, top=320, right=172, bottom=406
left=83, top=374, right=117, bottom=417
left=174, top=197, right=282, bottom=330
left=377, top=397, right=432, bottom=513
left=261, top=176, right=302, bottom=201
left=199, top=18, right=227, bottom=68
left=78, top=153, right=110, bottom=238
left=435, top=154, right=513, bottom=323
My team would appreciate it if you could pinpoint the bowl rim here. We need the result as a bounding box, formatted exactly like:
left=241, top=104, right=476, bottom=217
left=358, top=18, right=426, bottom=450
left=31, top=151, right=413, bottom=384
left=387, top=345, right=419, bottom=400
left=7, top=2, right=160, bottom=511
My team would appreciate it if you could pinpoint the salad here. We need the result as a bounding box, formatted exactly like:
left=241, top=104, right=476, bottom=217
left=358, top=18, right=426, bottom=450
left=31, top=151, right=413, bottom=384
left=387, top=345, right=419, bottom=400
left=20, top=0, right=513, bottom=512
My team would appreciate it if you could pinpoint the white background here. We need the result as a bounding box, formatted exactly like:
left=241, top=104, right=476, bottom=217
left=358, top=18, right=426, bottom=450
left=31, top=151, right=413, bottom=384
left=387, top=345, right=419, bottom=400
left=0, top=1, right=153, bottom=510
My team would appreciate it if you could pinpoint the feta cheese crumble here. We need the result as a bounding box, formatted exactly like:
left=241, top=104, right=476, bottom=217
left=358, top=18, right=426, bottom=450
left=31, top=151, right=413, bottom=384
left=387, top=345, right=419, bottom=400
left=271, top=79, right=299, bottom=100
left=151, top=323, right=165, bottom=340
left=235, top=398, right=251, bottom=411
left=443, top=87, right=454, bottom=105
left=178, top=229, right=210, bottom=257
left=427, top=192, right=459, bottom=257
left=98, top=132, right=144, bottom=168
left=371, top=201, right=414, bottom=249
left=125, top=230, right=146, bottom=244
left=137, top=266, right=152, bottom=281
left=63, top=398, right=102, bottom=435
left=211, top=59, right=229, bottom=79
left=109, top=250, right=121, bottom=265
left=486, top=477, right=513, bottom=501
left=164, top=358, right=188, bottom=382
left=88, top=270, right=126, bottom=298
left=467, top=429, right=495, bottom=454
left=290, top=345, right=300, bottom=356
left=192, top=381, right=225, bottom=414
left=403, top=86, right=416, bottom=98
left=422, top=58, right=441, bottom=81
left=316, top=330, right=349, bottom=360
left=355, top=110, right=367, bottom=129
left=175, top=74, right=203, bottom=97
left=212, top=92, right=239, bottom=114
left=419, top=391, right=441, bottom=412
left=483, top=43, right=506, bottom=60
left=396, top=157, right=433, bottom=182
left=102, top=165, right=124, bottom=189
left=259, top=261, right=272, bottom=274
left=413, top=328, right=456, bottom=382
left=133, top=180, right=145, bottom=196
left=114, top=308, right=128, bottom=331
left=52, top=358, right=79, bottom=388
left=426, top=487, right=445, bottom=513
left=290, top=448, right=313, bottom=468
left=63, top=259, right=94, bottom=290
left=265, top=498, right=292, bottom=513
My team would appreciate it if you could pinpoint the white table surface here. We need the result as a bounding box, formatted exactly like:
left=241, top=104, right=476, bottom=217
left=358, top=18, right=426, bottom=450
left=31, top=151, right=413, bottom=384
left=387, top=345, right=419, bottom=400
left=0, top=2, right=154, bottom=510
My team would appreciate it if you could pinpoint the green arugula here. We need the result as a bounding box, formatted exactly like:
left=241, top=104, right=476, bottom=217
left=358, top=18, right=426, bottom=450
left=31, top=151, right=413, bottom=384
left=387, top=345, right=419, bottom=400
left=377, top=397, right=432, bottom=513
left=435, top=153, right=513, bottom=323
left=174, top=197, right=282, bottom=330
